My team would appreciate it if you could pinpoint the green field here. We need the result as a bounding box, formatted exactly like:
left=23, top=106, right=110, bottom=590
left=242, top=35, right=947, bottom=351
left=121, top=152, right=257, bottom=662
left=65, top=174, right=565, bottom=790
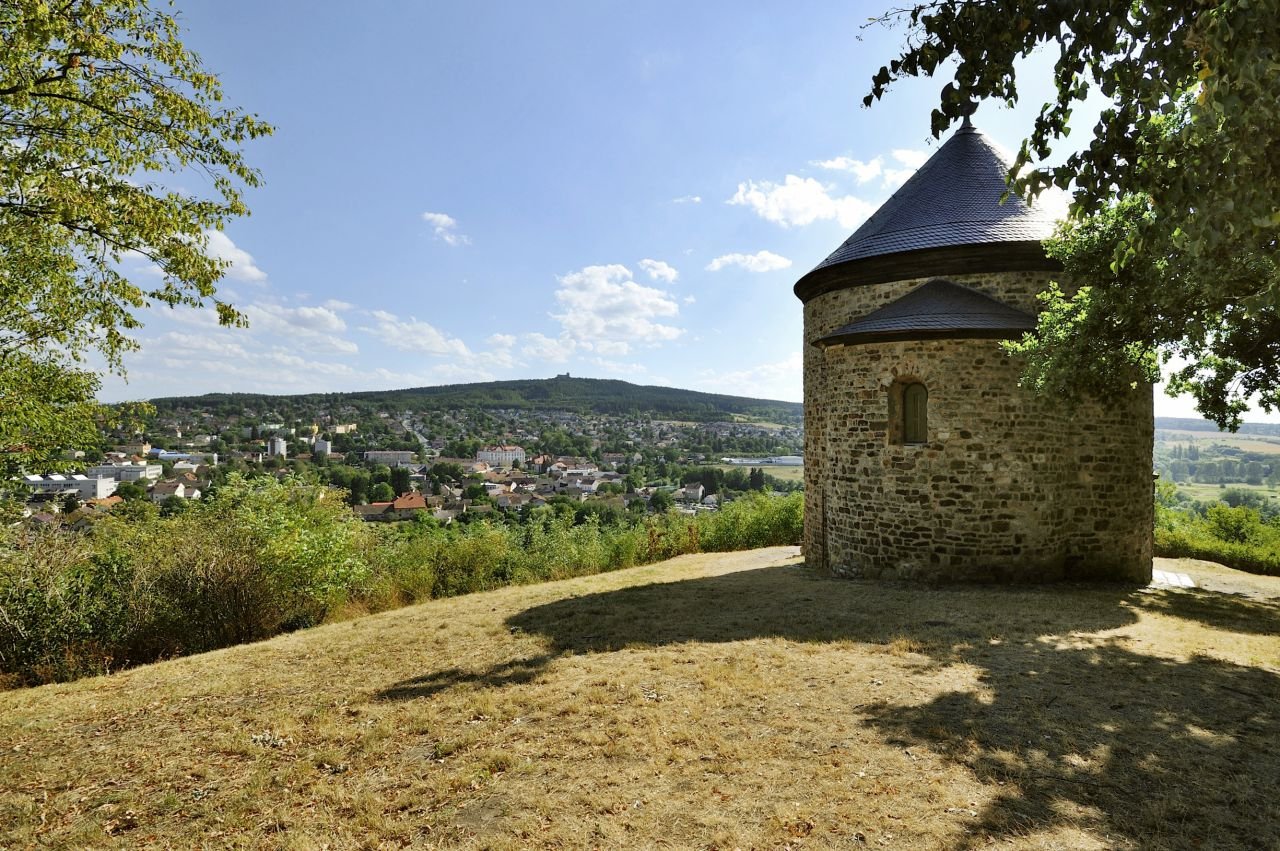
left=1175, top=481, right=1280, bottom=503
left=718, top=464, right=805, bottom=483
left=1157, top=432, right=1280, bottom=455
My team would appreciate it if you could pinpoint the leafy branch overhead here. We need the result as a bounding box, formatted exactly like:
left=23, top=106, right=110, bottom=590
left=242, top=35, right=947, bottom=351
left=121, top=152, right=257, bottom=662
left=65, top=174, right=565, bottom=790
left=0, top=0, right=272, bottom=471
left=865, top=0, right=1279, bottom=428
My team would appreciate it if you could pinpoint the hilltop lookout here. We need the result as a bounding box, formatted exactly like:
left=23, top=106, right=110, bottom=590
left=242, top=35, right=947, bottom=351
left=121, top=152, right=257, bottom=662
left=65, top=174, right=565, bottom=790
left=794, top=118, right=1153, bottom=583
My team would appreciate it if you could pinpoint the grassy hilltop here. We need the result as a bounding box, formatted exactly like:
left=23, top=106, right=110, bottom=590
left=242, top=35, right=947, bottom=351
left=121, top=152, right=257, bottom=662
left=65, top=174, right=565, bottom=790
left=3, top=547, right=1279, bottom=848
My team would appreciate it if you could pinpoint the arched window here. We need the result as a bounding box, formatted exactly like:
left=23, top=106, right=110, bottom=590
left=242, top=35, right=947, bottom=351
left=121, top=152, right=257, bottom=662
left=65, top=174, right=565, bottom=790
left=903, top=383, right=928, bottom=444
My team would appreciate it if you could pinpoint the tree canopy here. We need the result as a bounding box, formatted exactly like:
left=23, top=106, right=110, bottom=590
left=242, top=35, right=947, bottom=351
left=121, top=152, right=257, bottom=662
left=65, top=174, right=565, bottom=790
left=866, top=0, right=1279, bottom=427
left=0, top=0, right=271, bottom=472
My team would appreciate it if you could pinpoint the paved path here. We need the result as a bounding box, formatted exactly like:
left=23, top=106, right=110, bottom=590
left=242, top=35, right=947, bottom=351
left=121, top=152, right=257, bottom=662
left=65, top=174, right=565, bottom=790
left=1153, top=556, right=1280, bottom=602
left=1152, top=568, right=1195, bottom=588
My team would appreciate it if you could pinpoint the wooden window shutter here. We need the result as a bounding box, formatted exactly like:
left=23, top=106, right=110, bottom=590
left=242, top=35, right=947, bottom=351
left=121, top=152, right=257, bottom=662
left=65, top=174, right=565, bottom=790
left=903, top=383, right=928, bottom=444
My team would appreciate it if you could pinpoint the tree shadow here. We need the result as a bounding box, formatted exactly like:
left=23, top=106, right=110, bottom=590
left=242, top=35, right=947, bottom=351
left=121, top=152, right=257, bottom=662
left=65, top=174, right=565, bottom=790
left=376, top=557, right=1280, bottom=847
left=376, top=653, right=555, bottom=701
left=1129, top=586, right=1280, bottom=636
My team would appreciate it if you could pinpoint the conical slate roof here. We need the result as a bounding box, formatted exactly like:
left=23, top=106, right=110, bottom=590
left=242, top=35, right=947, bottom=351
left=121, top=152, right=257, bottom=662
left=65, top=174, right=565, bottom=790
left=813, top=278, right=1036, bottom=347
left=794, top=119, right=1064, bottom=302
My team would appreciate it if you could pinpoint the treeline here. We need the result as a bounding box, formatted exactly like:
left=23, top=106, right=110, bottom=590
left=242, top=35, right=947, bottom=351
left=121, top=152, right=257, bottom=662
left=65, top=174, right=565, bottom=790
left=0, top=477, right=802, bottom=688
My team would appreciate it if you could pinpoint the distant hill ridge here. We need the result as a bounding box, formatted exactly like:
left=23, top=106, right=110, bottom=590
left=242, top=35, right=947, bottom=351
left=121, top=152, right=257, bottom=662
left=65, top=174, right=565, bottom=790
left=149, top=376, right=804, bottom=423
left=1156, top=417, right=1280, bottom=437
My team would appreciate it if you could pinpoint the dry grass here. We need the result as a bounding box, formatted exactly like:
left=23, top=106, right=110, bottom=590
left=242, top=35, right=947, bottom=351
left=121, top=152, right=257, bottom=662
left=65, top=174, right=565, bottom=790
left=3, top=547, right=1279, bottom=849
left=1158, top=432, right=1280, bottom=455
left=717, top=464, right=806, bottom=483
left=1175, top=481, right=1280, bottom=504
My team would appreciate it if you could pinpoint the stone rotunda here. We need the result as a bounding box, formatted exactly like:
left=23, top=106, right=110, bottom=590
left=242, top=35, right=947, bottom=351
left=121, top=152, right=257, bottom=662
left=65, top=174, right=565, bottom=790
left=794, top=118, right=1153, bottom=583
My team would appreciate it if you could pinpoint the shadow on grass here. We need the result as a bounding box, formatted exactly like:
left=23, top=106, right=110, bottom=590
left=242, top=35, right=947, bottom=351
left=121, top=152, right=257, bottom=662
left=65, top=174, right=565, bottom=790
left=1130, top=586, right=1280, bottom=636
left=377, top=557, right=1280, bottom=848
left=375, top=654, right=556, bottom=701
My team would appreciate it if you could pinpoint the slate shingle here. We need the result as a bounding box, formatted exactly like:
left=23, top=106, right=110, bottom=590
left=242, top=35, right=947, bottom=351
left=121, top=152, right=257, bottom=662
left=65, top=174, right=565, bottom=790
left=814, top=278, right=1036, bottom=347
left=806, top=120, right=1063, bottom=275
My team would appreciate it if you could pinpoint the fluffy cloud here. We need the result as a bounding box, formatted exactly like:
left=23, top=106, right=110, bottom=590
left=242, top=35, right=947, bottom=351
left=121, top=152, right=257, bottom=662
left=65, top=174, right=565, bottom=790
left=521, top=332, right=575, bottom=363
left=815, top=149, right=928, bottom=189
left=638, top=258, right=679, bottom=283
left=696, top=351, right=802, bottom=402
left=891, top=148, right=928, bottom=169
left=422, top=211, right=470, bottom=246
left=322, top=299, right=355, bottom=312
left=705, top=250, right=792, bottom=273
left=813, top=156, right=884, bottom=183
left=204, top=230, right=267, bottom=282
left=728, top=176, right=876, bottom=229
left=242, top=303, right=356, bottom=353
left=486, top=333, right=517, bottom=348
left=672, top=195, right=702, bottom=204
left=550, top=264, right=682, bottom=355
left=365, top=310, right=473, bottom=357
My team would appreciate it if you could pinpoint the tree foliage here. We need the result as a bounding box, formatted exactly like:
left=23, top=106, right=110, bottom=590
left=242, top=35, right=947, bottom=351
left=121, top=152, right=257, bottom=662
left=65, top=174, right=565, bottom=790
left=0, top=0, right=271, bottom=470
left=866, top=0, right=1279, bottom=427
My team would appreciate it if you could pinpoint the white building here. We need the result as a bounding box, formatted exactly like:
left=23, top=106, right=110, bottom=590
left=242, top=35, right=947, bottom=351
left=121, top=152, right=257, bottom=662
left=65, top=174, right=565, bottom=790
left=267, top=436, right=288, bottom=458
left=86, top=462, right=163, bottom=482
left=22, top=474, right=118, bottom=501
left=364, top=450, right=416, bottom=466
left=476, top=445, right=527, bottom=467
left=314, top=438, right=332, bottom=456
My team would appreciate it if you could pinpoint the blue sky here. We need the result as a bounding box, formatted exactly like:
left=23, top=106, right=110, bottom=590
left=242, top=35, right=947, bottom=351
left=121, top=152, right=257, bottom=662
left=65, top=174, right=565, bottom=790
left=97, top=1, right=1275, bottom=423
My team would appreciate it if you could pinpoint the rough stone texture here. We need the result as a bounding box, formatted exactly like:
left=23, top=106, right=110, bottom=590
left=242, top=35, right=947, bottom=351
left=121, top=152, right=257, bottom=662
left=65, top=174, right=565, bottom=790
left=803, top=270, right=1154, bottom=583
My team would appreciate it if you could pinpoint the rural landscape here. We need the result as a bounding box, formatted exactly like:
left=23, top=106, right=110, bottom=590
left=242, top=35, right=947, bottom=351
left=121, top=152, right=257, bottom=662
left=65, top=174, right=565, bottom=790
left=3, top=0, right=1279, bottom=848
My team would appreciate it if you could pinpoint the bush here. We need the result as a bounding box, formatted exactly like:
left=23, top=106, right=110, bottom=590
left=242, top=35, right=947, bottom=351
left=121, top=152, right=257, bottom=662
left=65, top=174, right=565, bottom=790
left=1155, top=504, right=1280, bottom=576
left=0, top=480, right=804, bottom=688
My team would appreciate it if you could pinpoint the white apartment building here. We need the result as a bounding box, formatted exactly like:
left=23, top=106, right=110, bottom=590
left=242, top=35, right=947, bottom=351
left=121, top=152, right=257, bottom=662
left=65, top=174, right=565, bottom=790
left=267, top=436, right=288, bottom=458
left=86, top=462, right=163, bottom=482
left=22, top=474, right=118, bottom=500
left=314, top=438, right=332, bottom=456
left=476, top=445, right=527, bottom=467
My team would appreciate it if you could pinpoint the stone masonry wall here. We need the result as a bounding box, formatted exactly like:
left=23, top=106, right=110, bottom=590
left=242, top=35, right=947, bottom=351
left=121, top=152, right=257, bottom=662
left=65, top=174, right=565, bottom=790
left=802, top=271, right=1153, bottom=582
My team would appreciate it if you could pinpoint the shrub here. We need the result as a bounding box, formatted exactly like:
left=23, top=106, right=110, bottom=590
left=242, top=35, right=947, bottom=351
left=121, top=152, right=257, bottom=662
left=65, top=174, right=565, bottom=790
left=1, top=480, right=805, bottom=688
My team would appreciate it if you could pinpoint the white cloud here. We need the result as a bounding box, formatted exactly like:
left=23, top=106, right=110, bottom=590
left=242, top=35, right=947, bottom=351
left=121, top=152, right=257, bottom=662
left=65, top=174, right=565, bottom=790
left=550, top=264, right=683, bottom=355
left=891, top=148, right=928, bottom=169
left=322, top=299, right=355, bottom=312
left=638, top=258, right=679, bottom=283
left=814, top=156, right=883, bottom=184
left=706, top=250, right=793, bottom=273
left=521, top=332, right=576, bottom=363
left=672, top=195, right=702, bottom=204
left=728, top=175, right=875, bottom=229
left=365, top=310, right=472, bottom=357
left=153, top=331, right=250, bottom=361
left=423, top=363, right=497, bottom=384
left=486, top=333, right=516, bottom=348
left=696, top=351, right=802, bottom=402
left=421, top=211, right=470, bottom=246
left=204, top=230, right=267, bottom=282
left=683, top=295, right=696, bottom=304
left=883, top=149, right=928, bottom=187
left=814, top=148, right=929, bottom=189
left=242, top=303, right=356, bottom=353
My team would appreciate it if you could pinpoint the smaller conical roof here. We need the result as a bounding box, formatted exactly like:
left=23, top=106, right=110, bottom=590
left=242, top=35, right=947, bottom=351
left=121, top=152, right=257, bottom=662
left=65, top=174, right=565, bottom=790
left=813, top=278, right=1035, bottom=347
left=794, top=120, right=1065, bottom=302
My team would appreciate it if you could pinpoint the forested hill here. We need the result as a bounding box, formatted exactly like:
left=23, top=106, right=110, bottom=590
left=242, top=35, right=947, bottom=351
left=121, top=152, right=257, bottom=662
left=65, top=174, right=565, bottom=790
left=148, top=376, right=803, bottom=423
